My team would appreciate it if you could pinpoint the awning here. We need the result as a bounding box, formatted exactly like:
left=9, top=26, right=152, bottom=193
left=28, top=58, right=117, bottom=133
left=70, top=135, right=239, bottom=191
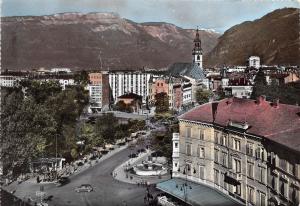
left=156, top=178, right=242, bottom=206
left=224, top=175, right=240, bottom=186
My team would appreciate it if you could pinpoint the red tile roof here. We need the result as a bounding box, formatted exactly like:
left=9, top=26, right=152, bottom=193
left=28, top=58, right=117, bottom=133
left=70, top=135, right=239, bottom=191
left=179, top=97, right=300, bottom=152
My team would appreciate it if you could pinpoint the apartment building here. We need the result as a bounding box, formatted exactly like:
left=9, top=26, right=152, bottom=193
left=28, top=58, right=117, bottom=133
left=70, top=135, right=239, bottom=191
left=0, top=75, right=21, bottom=87
left=108, top=71, right=152, bottom=103
left=88, top=72, right=110, bottom=112
left=169, top=96, right=300, bottom=206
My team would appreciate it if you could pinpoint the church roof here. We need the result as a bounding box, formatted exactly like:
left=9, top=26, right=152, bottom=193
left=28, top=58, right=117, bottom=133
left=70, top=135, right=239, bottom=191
left=167, top=62, right=205, bottom=80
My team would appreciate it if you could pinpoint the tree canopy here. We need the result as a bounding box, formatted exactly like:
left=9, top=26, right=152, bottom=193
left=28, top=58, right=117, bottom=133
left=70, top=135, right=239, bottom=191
left=195, top=88, right=213, bottom=105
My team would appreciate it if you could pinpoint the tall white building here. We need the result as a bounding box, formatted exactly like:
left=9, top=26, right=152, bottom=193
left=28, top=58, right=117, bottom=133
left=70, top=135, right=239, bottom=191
left=0, top=75, right=18, bottom=87
left=108, top=71, right=152, bottom=103
left=248, top=56, right=260, bottom=68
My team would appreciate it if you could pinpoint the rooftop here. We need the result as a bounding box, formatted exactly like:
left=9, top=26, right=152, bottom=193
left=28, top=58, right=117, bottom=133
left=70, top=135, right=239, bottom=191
left=179, top=97, right=300, bottom=153
left=167, top=63, right=205, bottom=80
left=157, top=178, right=242, bottom=206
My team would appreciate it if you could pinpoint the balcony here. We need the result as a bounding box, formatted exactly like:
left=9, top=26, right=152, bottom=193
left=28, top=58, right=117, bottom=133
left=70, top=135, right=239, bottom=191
left=227, top=170, right=242, bottom=181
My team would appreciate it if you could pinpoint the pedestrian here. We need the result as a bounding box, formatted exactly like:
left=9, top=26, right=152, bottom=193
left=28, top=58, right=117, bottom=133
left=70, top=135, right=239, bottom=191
left=36, top=176, right=40, bottom=183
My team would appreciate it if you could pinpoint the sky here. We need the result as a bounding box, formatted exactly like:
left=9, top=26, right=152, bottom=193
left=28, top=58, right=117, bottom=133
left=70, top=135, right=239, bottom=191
left=2, top=0, right=300, bottom=33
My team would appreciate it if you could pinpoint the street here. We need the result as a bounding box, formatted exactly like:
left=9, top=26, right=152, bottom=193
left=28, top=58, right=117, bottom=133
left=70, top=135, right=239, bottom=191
left=11, top=146, right=156, bottom=206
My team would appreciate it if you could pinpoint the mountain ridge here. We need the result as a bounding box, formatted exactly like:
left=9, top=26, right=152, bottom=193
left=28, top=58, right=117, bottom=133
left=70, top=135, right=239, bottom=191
left=205, top=8, right=300, bottom=67
left=1, top=12, right=220, bottom=70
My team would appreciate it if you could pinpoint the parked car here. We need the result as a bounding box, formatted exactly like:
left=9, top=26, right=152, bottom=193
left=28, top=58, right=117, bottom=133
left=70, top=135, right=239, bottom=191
left=128, top=153, right=137, bottom=158
left=55, top=177, right=70, bottom=187
left=75, top=184, right=93, bottom=193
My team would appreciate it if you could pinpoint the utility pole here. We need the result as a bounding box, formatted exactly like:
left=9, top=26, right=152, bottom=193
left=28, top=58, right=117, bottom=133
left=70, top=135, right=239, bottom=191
left=55, top=133, right=58, bottom=181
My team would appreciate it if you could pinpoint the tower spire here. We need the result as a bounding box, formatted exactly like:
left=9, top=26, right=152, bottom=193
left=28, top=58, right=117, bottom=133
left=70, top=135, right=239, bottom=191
left=192, top=27, right=203, bottom=68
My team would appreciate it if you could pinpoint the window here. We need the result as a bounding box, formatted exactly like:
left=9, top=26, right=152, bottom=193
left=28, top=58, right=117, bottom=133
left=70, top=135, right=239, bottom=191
left=214, top=169, right=219, bottom=185
left=197, top=55, right=200, bottom=60
left=222, top=135, right=227, bottom=146
left=260, top=167, right=266, bottom=184
left=233, top=159, right=241, bottom=173
left=200, top=148, right=205, bottom=158
left=247, top=162, right=254, bottom=178
left=289, top=186, right=298, bottom=204
left=233, top=139, right=241, bottom=151
left=214, top=132, right=219, bottom=143
left=259, top=191, right=266, bottom=206
left=247, top=186, right=255, bottom=205
left=214, top=149, right=219, bottom=163
left=222, top=152, right=228, bottom=167
left=271, top=176, right=277, bottom=191
left=199, top=166, right=205, bottom=179
left=186, top=127, right=191, bottom=138
left=246, top=143, right=254, bottom=156
left=234, top=185, right=241, bottom=196
left=199, top=129, right=204, bottom=140
left=288, top=162, right=295, bottom=175
left=174, top=142, right=178, bottom=148
left=256, top=147, right=265, bottom=161
left=186, top=144, right=192, bottom=156
left=280, top=179, right=286, bottom=197
left=279, top=159, right=287, bottom=171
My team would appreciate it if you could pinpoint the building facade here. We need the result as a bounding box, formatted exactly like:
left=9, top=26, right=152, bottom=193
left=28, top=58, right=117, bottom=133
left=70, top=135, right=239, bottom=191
left=108, top=71, right=152, bottom=103
left=172, top=97, right=300, bottom=206
left=88, top=72, right=110, bottom=112
left=0, top=75, right=19, bottom=87
left=249, top=56, right=261, bottom=69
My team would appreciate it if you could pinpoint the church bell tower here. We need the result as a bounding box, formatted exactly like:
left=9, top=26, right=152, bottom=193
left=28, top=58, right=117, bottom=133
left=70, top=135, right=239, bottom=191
left=192, top=28, right=203, bottom=68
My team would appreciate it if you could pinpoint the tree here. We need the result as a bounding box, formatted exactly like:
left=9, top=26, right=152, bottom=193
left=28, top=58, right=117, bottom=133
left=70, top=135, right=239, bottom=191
left=1, top=94, right=57, bottom=177
left=155, top=92, right=169, bottom=113
left=19, top=80, right=62, bottom=104
left=195, top=88, right=213, bottom=105
left=95, top=113, right=118, bottom=143
left=74, top=70, right=90, bottom=86
left=251, top=70, right=300, bottom=105
left=251, top=69, right=267, bottom=99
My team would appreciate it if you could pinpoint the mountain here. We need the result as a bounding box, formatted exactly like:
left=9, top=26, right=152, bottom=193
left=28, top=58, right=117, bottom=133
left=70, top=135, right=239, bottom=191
left=1, top=12, right=219, bottom=70
left=205, top=8, right=300, bottom=67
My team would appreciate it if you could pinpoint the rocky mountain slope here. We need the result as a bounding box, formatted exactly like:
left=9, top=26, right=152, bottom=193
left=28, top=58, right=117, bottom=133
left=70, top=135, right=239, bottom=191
left=1, top=12, right=219, bottom=70
left=205, top=8, right=300, bottom=67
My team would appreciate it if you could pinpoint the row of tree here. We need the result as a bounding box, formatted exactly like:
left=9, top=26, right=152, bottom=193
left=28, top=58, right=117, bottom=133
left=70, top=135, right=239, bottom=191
left=251, top=69, right=300, bottom=104
left=1, top=80, right=89, bottom=177
left=79, top=113, right=146, bottom=157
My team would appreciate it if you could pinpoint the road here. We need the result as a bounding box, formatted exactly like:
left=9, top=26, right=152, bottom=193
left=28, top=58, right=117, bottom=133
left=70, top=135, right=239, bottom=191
left=12, top=146, right=155, bottom=206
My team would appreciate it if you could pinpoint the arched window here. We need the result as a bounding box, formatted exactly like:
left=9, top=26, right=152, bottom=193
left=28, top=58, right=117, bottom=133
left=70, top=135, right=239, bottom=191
left=197, top=55, right=200, bottom=60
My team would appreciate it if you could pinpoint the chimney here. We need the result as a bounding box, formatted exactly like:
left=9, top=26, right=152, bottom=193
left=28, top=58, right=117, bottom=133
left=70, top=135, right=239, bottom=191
left=272, top=98, right=279, bottom=108
left=256, top=95, right=266, bottom=104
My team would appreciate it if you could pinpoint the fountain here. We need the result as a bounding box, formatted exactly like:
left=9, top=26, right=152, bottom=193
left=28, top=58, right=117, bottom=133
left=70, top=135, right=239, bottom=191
left=132, top=157, right=168, bottom=176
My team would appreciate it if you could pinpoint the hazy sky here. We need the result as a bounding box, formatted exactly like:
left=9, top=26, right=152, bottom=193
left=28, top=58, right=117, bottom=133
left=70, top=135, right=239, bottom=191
left=2, top=0, right=299, bottom=32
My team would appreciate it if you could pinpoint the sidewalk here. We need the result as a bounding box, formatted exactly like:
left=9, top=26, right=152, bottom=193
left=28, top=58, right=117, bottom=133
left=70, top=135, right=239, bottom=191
left=113, top=150, right=171, bottom=185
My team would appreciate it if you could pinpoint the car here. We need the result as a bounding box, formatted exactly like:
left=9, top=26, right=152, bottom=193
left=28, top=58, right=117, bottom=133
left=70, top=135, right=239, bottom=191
left=55, top=177, right=70, bottom=187
left=75, top=184, right=93, bottom=193
left=128, top=153, right=137, bottom=158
